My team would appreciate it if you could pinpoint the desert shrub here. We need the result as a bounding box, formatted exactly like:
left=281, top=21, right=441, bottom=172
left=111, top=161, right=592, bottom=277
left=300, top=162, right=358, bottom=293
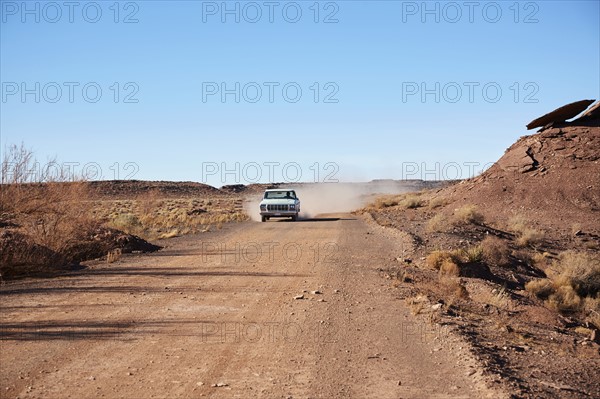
left=426, top=250, right=455, bottom=270
left=1, top=144, right=102, bottom=272
left=461, top=246, right=483, bottom=263
left=481, top=236, right=511, bottom=266
left=367, top=193, right=426, bottom=211
left=426, top=213, right=449, bottom=233
left=526, top=251, right=600, bottom=314
left=453, top=205, right=484, bottom=225
left=439, top=258, right=460, bottom=276
left=108, top=213, right=143, bottom=234
left=426, top=246, right=484, bottom=275
left=428, top=197, right=448, bottom=209
left=525, top=279, right=554, bottom=299
left=547, top=285, right=582, bottom=313
left=583, top=298, right=600, bottom=328
left=508, top=215, right=544, bottom=247
left=555, top=251, right=600, bottom=298
left=440, top=275, right=469, bottom=300
left=401, top=195, right=425, bottom=209
left=373, top=195, right=401, bottom=209
left=516, top=228, right=544, bottom=247
left=106, top=248, right=122, bottom=263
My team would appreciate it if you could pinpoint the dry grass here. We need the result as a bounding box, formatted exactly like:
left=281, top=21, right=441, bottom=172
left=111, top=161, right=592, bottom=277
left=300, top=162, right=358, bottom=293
left=106, top=248, right=122, bottom=263
left=1, top=144, right=97, bottom=257
left=425, top=246, right=483, bottom=273
left=425, top=250, right=457, bottom=270
left=425, top=213, right=448, bottom=233
left=482, top=286, right=514, bottom=311
left=101, top=197, right=248, bottom=241
left=367, top=192, right=425, bottom=211
left=439, top=259, right=460, bottom=276
left=508, top=215, right=544, bottom=247
left=481, top=236, right=511, bottom=266
left=371, top=195, right=401, bottom=209
left=428, top=196, right=448, bottom=209
left=426, top=204, right=484, bottom=233
left=526, top=251, right=600, bottom=314
left=525, top=279, right=554, bottom=299
left=1, top=144, right=250, bottom=276
left=453, top=204, right=484, bottom=225
left=439, top=275, right=469, bottom=301
left=401, top=194, right=425, bottom=209
left=461, top=246, right=483, bottom=263
left=406, top=295, right=428, bottom=315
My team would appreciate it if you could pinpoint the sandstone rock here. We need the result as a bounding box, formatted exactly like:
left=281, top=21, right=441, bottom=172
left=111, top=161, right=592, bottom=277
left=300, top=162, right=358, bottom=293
left=496, top=144, right=538, bottom=173
left=526, top=99, right=595, bottom=130
left=576, top=100, right=600, bottom=121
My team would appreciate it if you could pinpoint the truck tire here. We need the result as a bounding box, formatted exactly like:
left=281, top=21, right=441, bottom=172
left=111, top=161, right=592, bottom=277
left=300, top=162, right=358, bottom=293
left=291, top=215, right=297, bottom=222
left=261, top=216, right=267, bottom=222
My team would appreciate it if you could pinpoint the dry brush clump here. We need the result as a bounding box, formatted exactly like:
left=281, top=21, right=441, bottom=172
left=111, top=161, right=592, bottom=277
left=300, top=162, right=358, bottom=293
left=526, top=251, right=600, bottom=319
left=425, top=246, right=484, bottom=277
left=508, top=215, right=544, bottom=247
left=103, top=197, right=248, bottom=241
left=367, top=192, right=426, bottom=211
left=426, top=204, right=485, bottom=233
left=453, top=204, right=485, bottom=225
left=1, top=144, right=100, bottom=274
left=480, top=235, right=511, bottom=266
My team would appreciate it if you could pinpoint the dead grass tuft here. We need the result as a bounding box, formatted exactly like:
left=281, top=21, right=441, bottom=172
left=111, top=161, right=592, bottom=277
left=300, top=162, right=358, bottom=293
left=526, top=251, right=600, bottom=314
left=525, top=279, right=554, bottom=299
left=425, top=213, right=449, bottom=233
left=425, top=250, right=456, bottom=270
left=439, top=259, right=460, bottom=276
left=440, top=275, right=469, bottom=300
left=428, top=196, right=448, bottom=209
left=508, top=215, right=544, bottom=247
left=400, top=194, right=425, bottom=209
left=481, top=236, right=511, bottom=266
left=106, top=248, right=122, bottom=263
left=426, top=204, right=484, bottom=233
left=453, top=205, right=484, bottom=225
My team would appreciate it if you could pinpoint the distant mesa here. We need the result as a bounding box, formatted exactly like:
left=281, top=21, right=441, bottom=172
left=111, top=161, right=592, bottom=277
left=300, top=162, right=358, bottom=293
left=525, top=99, right=596, bottom=130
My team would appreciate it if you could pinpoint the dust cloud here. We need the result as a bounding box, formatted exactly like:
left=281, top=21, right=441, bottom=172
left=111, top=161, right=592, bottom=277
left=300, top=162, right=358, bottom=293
left=243, top=181, right=424, bottom=221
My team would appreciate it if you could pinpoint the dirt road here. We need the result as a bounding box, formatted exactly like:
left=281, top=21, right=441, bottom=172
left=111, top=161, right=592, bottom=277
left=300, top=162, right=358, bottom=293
left=1, top=214, right=505, bottom=398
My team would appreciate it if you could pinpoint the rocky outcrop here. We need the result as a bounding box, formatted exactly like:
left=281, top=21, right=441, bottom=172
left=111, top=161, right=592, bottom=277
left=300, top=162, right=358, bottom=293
left=526, top=99, right=595, bottom=130
left=496, top=143, right=539, bottom=173
left=577, top=101, right=600, bottom=121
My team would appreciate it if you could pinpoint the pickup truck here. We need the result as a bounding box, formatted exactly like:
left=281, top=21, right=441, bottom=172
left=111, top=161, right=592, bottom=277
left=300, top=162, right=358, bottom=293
left=259, top=189, right=300, bottom=222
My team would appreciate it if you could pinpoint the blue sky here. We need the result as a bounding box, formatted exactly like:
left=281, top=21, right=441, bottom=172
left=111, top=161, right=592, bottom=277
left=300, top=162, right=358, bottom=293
left=1, top=0, right=599, bottom=186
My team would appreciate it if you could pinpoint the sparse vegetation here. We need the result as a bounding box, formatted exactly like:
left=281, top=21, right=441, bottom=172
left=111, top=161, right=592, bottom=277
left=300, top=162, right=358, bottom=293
left=102, top=197, right=247, bottom=240
left=426, top=204, right=485, bottom=233
left=400, top=194, right=425, bottom=209
left=482, top=286, right=514, bottom=311
left=1, top=144, right=99, bottom=274
left=425, top=213, right=449, bottom=233
left=526, top=251, right=600, bottom=315
left=425, top=250, right=458, bottom=270
left=453, top=204, right=484, bottom=225
left=106, top=248, right=122, bottom=263
left=1, top=143, right=249, bottom=277
left=368, top=192, right=426, bottom=211
left=462, top=245, right=483, bottom=263
left=425, top=245, right=484, bottom=275
left=481, top=236, right=511, bottom=266
left=439, top=275, right=469, bottom=300
left=508, top=215, right=544, bottom=247
left=428, top=196, right=448, bottom=209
